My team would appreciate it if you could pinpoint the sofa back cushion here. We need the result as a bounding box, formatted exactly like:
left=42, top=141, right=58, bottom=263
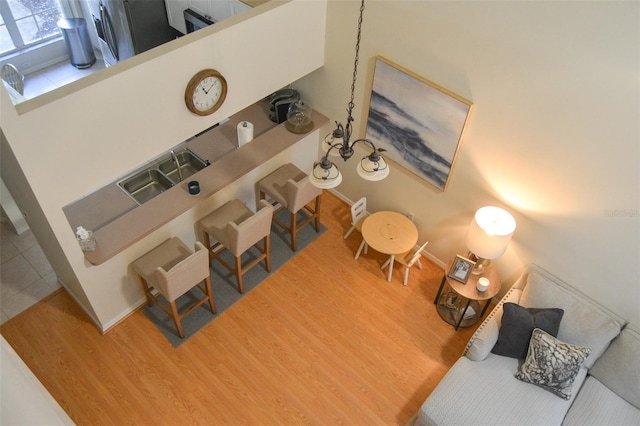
left=588, top=324, right=640, bottom=408
left=519, top=269, right=623, bottom=368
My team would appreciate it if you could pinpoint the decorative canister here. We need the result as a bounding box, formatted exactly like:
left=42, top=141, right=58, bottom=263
left=285, top=100, right=314, bottom=134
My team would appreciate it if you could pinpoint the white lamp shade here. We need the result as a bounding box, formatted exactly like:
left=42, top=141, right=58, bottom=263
left=356, top=157, right=389, bottom=181
left=465, top=206, right=516, bottom=259
left=309, top=164, right=342, bottom=189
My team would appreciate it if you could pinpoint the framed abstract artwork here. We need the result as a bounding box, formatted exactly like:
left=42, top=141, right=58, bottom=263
left=365, top=56, right=473, bottom=191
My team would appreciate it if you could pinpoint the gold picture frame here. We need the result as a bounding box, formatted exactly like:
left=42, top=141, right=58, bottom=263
left=365, top=56, right=473, bottom=191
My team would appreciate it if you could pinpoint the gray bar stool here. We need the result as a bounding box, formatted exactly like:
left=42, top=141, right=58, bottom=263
left=257, top=163, right=322, bottom=251
left=132, top=237, right=216, bottom=338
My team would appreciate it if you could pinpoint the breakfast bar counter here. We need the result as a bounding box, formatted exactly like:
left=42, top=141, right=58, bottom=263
left=64, top=102, right=328, bottom=265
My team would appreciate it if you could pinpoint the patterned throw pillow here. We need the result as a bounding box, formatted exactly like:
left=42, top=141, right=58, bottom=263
left=515, top=328, right=591, bottom=400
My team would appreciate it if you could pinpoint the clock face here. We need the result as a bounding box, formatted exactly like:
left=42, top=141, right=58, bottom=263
left=185, top=69, right=227, bottom=116
left=192, top=76, right=222, bottom=111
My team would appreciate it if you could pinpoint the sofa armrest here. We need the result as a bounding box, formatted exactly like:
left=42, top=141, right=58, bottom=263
left=464, top=287, right=522, bottom=360
left=463, top=270, right=529, bottom=361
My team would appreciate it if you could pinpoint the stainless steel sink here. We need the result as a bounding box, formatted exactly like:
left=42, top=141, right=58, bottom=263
left=158, top=150, right=208, bottom=183
left=117, top=148, right=209, bottom=205
left=118, top=169, right=174, bottom=205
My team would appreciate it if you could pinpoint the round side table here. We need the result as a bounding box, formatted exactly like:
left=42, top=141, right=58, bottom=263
left=434, top=257, right=501, bottom=330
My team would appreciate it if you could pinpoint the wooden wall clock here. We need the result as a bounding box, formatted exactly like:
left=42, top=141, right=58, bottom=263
left=184, top=69, right=228, bottom=116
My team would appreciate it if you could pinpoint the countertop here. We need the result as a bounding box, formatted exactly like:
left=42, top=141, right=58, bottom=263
left=63, top=102, right=328, bottom=265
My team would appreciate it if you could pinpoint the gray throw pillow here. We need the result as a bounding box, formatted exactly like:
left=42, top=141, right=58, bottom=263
left=515, top=328, right=591, bottom=400
left=491, top=302, right=564, bottom=359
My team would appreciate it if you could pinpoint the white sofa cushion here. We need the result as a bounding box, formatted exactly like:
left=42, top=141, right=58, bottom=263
left=588, top=324, right=640, bottom=408
left=563, top=376, right=640, bottom=425
left=519, top=270, right=622, bottom=368
left=415, top=353, right=586, bottom=426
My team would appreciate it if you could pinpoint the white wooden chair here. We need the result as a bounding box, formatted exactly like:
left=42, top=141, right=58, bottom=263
left=383, top=240, right=429, bottom=286
left=343, top=197, right=369, bottom=259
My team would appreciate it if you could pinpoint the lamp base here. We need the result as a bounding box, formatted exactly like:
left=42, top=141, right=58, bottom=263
left=467, top=253, right=492, bottom=275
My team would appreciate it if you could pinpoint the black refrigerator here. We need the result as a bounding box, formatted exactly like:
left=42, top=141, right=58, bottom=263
left=94, top=0, right=177, bottom=66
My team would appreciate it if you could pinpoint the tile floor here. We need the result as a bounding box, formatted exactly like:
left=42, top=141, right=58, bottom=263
left=22, top=56, right=106, bottom=100
left=0, top=222, right=60, bottom=324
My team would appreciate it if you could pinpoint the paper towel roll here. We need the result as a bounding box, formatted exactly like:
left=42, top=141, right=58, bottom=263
left=237, top=121, right=254, bottom=147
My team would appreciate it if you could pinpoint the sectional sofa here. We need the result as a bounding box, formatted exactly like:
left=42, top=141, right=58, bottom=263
left=413, top=263, right=640, bottom=425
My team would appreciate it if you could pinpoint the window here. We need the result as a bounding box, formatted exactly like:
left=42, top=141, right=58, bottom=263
left=0, top=0, right=63, bottom=56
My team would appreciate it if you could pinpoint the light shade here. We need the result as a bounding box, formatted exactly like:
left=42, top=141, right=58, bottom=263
left=309, top=163, right=343, bottom=189
left=465, top=206, right=516, bottom=260
left=356, top=156, right=390, bottom=181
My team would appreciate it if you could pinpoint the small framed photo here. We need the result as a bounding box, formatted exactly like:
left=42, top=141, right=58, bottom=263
left=448, top=255, right=475, bottom=284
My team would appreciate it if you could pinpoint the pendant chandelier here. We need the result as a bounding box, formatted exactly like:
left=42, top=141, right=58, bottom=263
left=309, top=0, right=389, bottom=189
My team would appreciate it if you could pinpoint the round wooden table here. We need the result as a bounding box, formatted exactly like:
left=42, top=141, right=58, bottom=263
left=434, top=257, right=501, bottom=329
left=361, top=211, right=418, bottom=282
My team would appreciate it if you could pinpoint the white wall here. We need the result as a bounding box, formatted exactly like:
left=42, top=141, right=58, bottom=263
left=0, top=0, right=327, bottom=329
left=0, top=178, right=29, bottom=234
left=1, top=336, right=74, bottom=425
left=297, top=1, right=639, bottom=324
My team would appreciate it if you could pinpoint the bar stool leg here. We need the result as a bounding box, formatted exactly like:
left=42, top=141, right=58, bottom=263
left=314, top=195, right=322, bottom=232
left=235, top=256, right=244, bottom=294
left=204, top=276, right=217, bottom=314
left=203, top=232, right=213, bottom=262
left=264, top=235, right=271, bottom=271
left=290, top=211, right=298, bottom=251
left=170, top=301, right=185, bottom=338
left=138, top=277, right=153, bottom=306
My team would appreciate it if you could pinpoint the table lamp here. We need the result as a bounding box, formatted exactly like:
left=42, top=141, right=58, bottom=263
left=465, top=206, right=516, bottom=275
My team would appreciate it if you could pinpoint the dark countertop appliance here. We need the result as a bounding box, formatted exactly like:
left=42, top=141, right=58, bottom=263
left=268, top=89, right=300, bottom=124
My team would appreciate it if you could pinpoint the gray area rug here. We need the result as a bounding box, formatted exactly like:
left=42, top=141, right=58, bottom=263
left=142, top=209, right=326, bottom=347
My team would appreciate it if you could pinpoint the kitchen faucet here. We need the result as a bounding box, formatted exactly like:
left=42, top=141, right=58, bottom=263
left=170, top=150, right=183, bottom=182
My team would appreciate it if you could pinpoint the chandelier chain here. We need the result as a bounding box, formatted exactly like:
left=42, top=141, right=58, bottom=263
left=344, top=0, right=366, bottom=142
left=310, top=0, right=389, bottom=188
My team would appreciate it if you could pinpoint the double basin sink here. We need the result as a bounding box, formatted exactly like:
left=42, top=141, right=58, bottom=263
left=118, top=148, right=209, bottom=205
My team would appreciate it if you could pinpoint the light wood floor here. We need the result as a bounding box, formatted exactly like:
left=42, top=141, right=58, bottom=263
left=1, top=191, right=483, bottom=425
